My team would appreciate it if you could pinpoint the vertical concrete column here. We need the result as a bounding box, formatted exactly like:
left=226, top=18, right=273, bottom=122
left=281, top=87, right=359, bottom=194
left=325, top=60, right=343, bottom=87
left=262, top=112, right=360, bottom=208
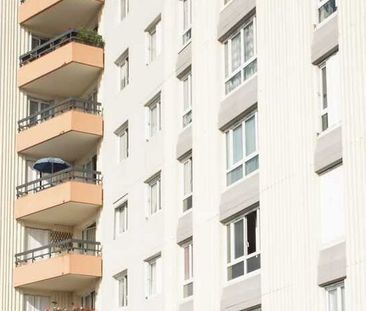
left=191, top=0, right=222, bottom=310
left=338, top=1, right=366, bottom=309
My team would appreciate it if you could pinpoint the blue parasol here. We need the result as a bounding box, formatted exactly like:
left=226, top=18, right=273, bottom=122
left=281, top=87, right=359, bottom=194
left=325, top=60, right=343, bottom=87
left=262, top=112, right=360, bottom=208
left=33, top=157, right=71, bottom=174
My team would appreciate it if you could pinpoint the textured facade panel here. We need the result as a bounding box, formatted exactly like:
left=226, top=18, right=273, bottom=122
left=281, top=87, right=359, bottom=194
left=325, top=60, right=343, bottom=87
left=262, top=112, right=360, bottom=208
left=311, top=15, right=339, bottom=65
left=176, top=42, right=192, bottom=79
left=218, top=77, right=257, bottom=131
left=179, top=299, right=193, bottom=311
left=176, top=211, right=193, bottom=244
left=176, top=126, right=192, bottom=160
left=217, top=0, right=256, bottom=42
left=339, top=1, right=366, bottom=309
left=314, top=126, right=342, bottom=173
left=317, top=242, right=346, bottom=286
left=219, top=173, right=259, bottom=222
left=221, top=274, right=261, bottom=311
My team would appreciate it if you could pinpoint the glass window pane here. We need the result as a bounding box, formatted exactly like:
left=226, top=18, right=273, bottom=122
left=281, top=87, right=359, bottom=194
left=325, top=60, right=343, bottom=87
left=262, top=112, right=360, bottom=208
left=151, top=182, right=158, bottom=213
left=233, top=125, right=243, bottom=164
left=246, top=211, right=257, bottom=254
left=150, top=105, right=158, bottom=136
left=245, top=116, right=256, bottom=156
left=247, top=254, right=261, bottom=273
left=224, top=42, right=229, bottom=77
left=328, top=288, right=338, bottom=311
left=341, top=286, right=345, bottom=311
left=234, top=219, right=244, bottom=259
left=244, top=59, right=257, bottom=81
left=245, top=155, right=258, bottom=175
left=227, top=261, right=244, bottom=280
left=227, top=225, right=231, bottom=263
left=322, top=113, right=329, bottom=131
left=231, top=33, right=242, bottom=72
left=322, top=66, right=328, bottom=109
left=184, top=159, right=192, bottom=195
left=227, top=165, right=243, bottom=186
left=244, top=21, right=254, bottom=62
left=184, top=246, right=190, bottom=280
left=319, top=0, right=337, bottom=23
left=225, top=71, right=242, bottom=94
left=183, top=195, right=193, bottom=212
left=183, top=282, right=193, bottom=298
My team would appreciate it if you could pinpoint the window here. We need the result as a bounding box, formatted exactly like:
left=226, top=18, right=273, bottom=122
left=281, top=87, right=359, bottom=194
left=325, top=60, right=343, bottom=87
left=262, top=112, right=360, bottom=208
left=224, top=17, right=257, bottom=94
left=326, top=282, right=345, bottom=311
left=28, top=97, right=52, bottom=126
left=120, top=0, right=129, bottom=20
left=182, top=72, right=192, bottom=128
left=146, top=17, right=162, bottom=64
left=116, top=50, right=129, bottom=90
left=182, top=241, right=193, bottom=298
left=320, top=165, right=344, bottom=245
left=31, top=35, right=47, bottom=50
left=318, top=0, right=337, bottom=23
left=81, top=291, right=96, bottom=309
left=115, top=271, right=128, bottom=307
left=226, top=112, right=258, bottom=186
left=145, top=255, right=162, bottom=298
left=182, top=0, right=192, bottom=45
left=183, top=156, right=193, bottom=212
left=115, top=122, right=129, bottom=162
left=115, top=200, right=128, bottom=238
left=146, top=173, right=161, bottom=216
left=319, top=53, right=340, bottom=132
left=226, top=208, right=260, bottom=281
left=146, top=95, right=161, bottom=138
left=24, top=295, right=50, bottom=311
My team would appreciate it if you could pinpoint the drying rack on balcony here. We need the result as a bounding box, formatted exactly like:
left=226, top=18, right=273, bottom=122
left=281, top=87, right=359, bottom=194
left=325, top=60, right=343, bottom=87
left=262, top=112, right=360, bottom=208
left=19, top=29, right=104, bottom=67
left=18, top=98, right=102, bottom=132
left=15, top=239, right=102, bottom=266
left=16, top=168, right=102, bottom=198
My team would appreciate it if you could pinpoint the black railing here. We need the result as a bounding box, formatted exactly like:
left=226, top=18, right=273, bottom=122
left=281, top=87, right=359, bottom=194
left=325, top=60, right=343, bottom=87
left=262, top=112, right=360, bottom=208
left=15, top=239, right=101, bottom=266
left=18, top=98, right=102, bottom=132
left=16, top=168, right=102, bottom=198
left=19, top=29, right=104, bottom=66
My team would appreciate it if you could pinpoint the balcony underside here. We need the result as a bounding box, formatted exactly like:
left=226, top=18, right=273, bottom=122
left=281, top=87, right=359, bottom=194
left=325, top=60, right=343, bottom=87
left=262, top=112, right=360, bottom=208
left=14, top=254, right=102, bottom=291
left=19, top=0, right=104, bottom=37
left=15, top=181, right=102, bottom=226
left=17, top=111, right=103, bottom=162
left=18, top=42, right=103, bottom=98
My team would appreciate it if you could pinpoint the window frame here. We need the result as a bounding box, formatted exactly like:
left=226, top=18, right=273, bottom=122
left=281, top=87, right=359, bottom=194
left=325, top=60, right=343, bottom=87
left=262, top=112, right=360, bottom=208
left=224, top=16, right=257, bottom=95
left=145, top=255, right=162, bottom=298
left=225, top=111, right=258, bottom=187
left=226, top=208, right=261, bottom=282
left=317, top=0, right=338, bottom=25
left=120, top=0, right=129, bottom=20
left=115, top=122, right=129, bottom=162
left=325, top=281, right=345, bottom=311
left=182, top=71, right=192, bottom=128
left=182, top=0, right=192, bottom=46
left=116, top=51, right=129, bottom=90
left=182, top=155, right=193, bottom=213
left=114, top=270, right=128, bottom=308
left=182, top=240, right=193, bottom=299
left=146, top=95, right=162, bottom=139
left=319, top=61, right=329, bottom=132
left=114, top=200, right=128, bottom=238
left=146, top=173, right=162, bottom=216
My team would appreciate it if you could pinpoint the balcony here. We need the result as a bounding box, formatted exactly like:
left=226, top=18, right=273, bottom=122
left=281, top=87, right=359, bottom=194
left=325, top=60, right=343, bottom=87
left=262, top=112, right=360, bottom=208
left=14, top=239, right=102, bottom=291
left=17, top=98, right=103, bottom=161
left=15, top=169, right=102, bottom=226
left=19, top=0, right=104, bottom=37
left=18, top=30, right=104, bottom=98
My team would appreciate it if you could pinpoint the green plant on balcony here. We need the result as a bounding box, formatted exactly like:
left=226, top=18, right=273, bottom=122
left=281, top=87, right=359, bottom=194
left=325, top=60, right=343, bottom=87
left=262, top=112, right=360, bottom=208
left=76, top=27, right=104, bottom=48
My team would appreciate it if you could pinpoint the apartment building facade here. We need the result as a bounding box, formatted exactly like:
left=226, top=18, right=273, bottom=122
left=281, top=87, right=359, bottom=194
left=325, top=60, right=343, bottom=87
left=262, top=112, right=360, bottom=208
left=0, top=0, right=366, bottom=310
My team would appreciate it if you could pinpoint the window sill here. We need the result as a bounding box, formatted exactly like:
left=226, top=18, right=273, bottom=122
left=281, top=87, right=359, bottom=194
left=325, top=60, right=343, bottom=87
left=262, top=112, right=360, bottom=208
left=178, top=40, right=192, bottom=55
left=316, top=122, right=341, bottom=138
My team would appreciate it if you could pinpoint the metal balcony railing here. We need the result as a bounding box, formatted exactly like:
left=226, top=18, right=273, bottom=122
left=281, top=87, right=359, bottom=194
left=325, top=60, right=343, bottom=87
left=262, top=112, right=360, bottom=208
left=15, top=239, right=102, bottom=266
left=19, top=29, right=104, bottom=66
left=18, top=98, right=102, bottom=132
left=16, top=168, right=102, bottom=198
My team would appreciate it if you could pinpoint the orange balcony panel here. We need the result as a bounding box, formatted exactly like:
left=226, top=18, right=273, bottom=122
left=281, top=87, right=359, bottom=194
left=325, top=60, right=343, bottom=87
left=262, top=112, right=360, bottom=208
left=17, top=110, right=103, bottom=161
left=14, top=254, right=102, bottom=291
left=19, top=0, right=104, bottom=37
left=15, top=181, right=102, bottom=226
left=18, top=42, right=103, bottom=98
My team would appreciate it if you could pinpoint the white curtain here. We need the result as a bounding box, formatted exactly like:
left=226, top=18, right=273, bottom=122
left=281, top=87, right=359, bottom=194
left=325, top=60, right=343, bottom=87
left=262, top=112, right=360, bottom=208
left=24, top=295, right=50, bottom=311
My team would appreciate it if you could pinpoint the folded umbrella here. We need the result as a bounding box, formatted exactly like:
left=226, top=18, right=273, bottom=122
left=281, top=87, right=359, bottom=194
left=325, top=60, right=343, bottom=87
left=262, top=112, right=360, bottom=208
left=33, top=157, right=71, bottom=174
